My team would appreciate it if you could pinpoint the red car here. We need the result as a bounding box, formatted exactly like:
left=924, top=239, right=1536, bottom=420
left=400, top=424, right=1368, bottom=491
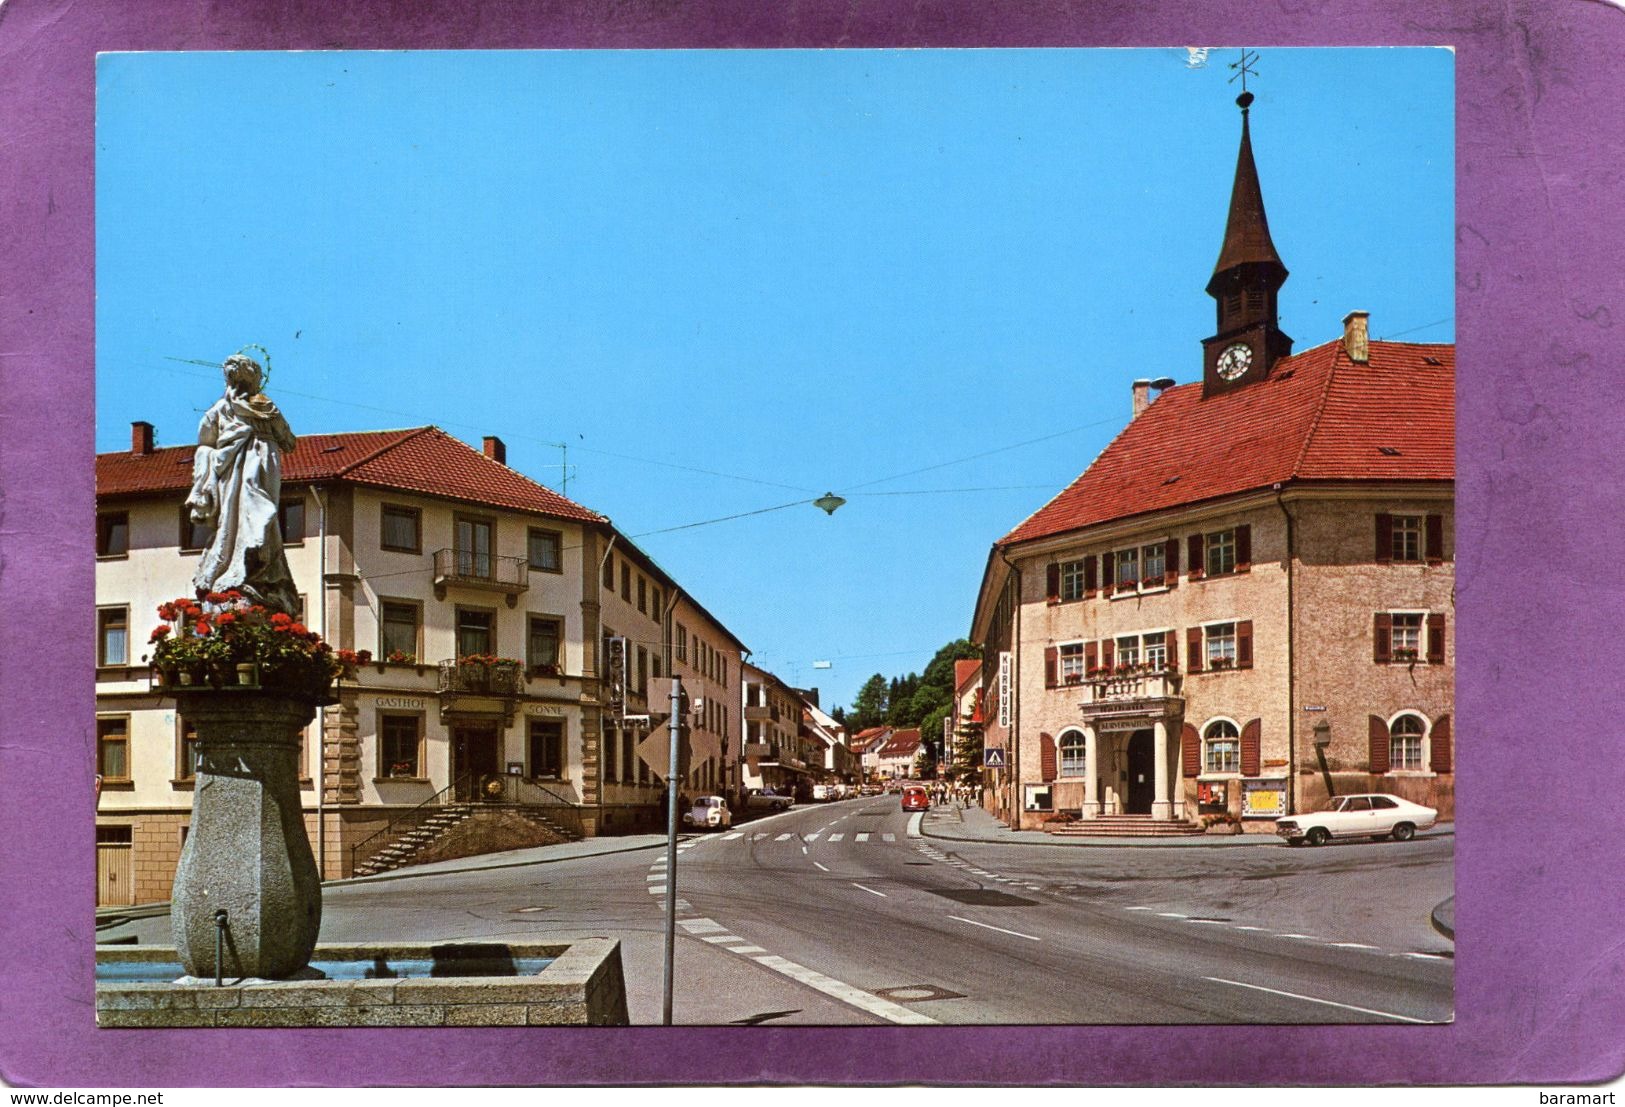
left=901, top=785, right=930, bottom=811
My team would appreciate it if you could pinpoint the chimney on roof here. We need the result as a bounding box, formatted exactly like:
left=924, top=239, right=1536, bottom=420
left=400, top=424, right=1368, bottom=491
left=1343, top=311, right=1370, bottom=364
left=482, top=436, right=507, bottom=465
left=131, top=421, right=155, bottom=455
left=1132, top=379, right=1153, bottom=419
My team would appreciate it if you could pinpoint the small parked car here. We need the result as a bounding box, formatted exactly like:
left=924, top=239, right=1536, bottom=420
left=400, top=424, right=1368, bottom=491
left=682, top=795, right=733, bottom=831
left=743, top=787, right=794, bottom=812
left=811, top=784, right=837, bottom=802
left=1275, top=793, right=1437, bottom=846
left=901, top=784, right=931, bottom=812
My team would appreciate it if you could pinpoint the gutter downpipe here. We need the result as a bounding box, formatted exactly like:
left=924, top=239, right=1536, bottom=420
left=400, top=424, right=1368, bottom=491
left=313, top=485, right=328, bottom=874
left=997, top=546, right=1021, bottom=827
left=1274, top=486, right=1297, bottom=816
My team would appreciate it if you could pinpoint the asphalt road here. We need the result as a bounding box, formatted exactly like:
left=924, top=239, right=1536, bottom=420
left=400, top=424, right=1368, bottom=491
left=98, top=796, right=1453, bottom=1026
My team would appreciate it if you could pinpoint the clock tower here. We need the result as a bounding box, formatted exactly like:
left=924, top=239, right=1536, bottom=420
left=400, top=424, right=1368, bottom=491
left=1202, top=88, right=1292, bottom=396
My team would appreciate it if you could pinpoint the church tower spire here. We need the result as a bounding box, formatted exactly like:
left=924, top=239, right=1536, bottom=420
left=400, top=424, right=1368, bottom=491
left=1202, top=66, right=1293, bottom=396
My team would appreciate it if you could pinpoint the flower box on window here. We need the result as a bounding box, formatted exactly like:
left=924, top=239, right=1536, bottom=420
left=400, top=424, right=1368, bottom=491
left=1391, top=648, right=1418, bottom=662
left=1208, top=656, right=1235, bottom=670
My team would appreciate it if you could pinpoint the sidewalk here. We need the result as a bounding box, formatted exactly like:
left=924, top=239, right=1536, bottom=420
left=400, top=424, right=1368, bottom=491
left=920, top=803, right=1455, bottom=849
left=95, top=831, right=679, bottom=928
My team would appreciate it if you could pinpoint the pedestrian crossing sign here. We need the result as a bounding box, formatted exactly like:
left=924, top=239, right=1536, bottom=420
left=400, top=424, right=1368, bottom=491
left=983, top=749, right=1007, bottom=768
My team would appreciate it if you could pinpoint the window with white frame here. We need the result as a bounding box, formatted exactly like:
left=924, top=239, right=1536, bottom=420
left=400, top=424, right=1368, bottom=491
left=1115, top=548, right=1139, bottom=587
left=1143, top=633, right=1168, bottom=670
left=1059, top=730, right=1086, bottom=777
left=1204, top=720, right=1240, bottom=775
left=1115, top=636, right=1140, bottom=668
left=1142, top=542, right=1166, bottom=582
left=1205, top=530, right=1237, bottom=575
left=1057, top=642, right=1086, bottom=683
left=1391, top=515, right=1423, bottom=562
left=1205, top=623, right=1237, bottom=668
left=1390, top=714, right=1426, bottom=770
left=1059, top=559, right=1088, bottom=601
left=380, top=714, right=423, bottom=778
left=1389, top=613, right=1424, bottom=660
left=98, top=607, right=129, bottom=667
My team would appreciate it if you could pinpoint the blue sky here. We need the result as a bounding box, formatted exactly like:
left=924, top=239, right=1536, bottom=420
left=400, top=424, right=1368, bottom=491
left=96, top=48, right=1453, bottom=711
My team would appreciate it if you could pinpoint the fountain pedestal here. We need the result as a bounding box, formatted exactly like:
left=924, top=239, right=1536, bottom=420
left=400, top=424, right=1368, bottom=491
left=170, top=691, right=321, bottom=979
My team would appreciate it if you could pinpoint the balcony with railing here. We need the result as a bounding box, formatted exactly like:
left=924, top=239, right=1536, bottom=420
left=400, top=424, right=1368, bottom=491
left=437, top=658, right=526, bottom=697
left=432, top=548, right=529, bottom=606
left=1075, top=667, right=1183, bottom=709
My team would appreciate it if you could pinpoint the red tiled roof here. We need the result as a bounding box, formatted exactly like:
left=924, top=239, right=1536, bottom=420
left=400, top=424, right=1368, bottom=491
left=877, top=729, right=922, bottom=758
left=1000, top=339, right=1453, bottom=546
left=97, top=426, right=603, bottom=524
left=954, top=659, right=981, bottom=695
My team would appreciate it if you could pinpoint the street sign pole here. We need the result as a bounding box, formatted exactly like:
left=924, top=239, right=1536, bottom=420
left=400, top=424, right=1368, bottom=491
left=661, top=676, right=682, bottom=1026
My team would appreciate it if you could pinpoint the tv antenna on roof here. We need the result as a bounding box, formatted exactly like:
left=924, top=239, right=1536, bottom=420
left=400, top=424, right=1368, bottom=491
left=1228, top=48, right=1260, bottom=103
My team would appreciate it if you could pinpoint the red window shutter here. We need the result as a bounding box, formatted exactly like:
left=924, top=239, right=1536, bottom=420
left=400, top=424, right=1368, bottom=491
left=1375, top=513, right=1393, bottom=563
left=1181, top=723, right=1201, bottom=777
left=1101, top=554, right=1114, bottom=596
left=1165, top=629, right=1178, bottom=671
left=1165, top=536, right=1179, bottom=587
left=1240, top=718, right=1261, bottom=777
left=1084, top=556, right=1097, bottom=597
left=1429, top=714, right=1452, bottom=773
left=1368, top=715, right=1391, bottom=774
left=1427, top=613, right=1446, bottom=664
left=1040, top=732, right=1057, bottom=783
left=1374, top=613, right=1392, bottom=663
left=1084, top=641, right=1097, bottom=673
left=1188, top=533, right=1205, bottom=579
left=1044, top=646, right=1057, bottom=688
left=1186, top=627, right=1203, bottom=672
left=1101, top=639, right=1115, bottom=671
left=1236, top=524, right=1252, bottom=572
left=1426, top=514, right=1444, bottom=563
left=1046, top=564, right=1060, bottom=603
left=1237, top=619, right=1254, bottom=669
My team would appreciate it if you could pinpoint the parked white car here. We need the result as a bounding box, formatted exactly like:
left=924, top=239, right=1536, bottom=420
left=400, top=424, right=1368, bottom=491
left=1275, top=793, right=1437, bottom=846
left=682, top=795, right=733, bottom=831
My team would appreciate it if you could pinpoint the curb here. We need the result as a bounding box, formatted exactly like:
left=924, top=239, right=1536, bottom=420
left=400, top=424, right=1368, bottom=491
left=920, top=815, right=1455, bottom=850
left=1430, top=896, right=1455, bottom=940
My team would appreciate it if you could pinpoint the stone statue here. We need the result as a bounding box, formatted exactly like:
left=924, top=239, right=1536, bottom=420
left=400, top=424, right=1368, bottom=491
left=184, top=351, right=301, bottom=615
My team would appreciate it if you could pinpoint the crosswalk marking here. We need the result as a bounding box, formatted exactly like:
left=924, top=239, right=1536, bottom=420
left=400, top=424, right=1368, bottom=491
left=721, top=832, right=743, bottom=840
left=856, top=832, right=871, bottom=842
left=804, top=833, right=820, bottom=841
left=882, top=833, right=896, bottom=842
left=775, top=833, right=794, bottom=841
left=828, top=833, right=844, bottom=842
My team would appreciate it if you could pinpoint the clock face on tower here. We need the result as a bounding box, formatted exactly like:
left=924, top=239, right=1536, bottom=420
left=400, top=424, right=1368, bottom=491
left=1216, top=342, right=1254, bottom=381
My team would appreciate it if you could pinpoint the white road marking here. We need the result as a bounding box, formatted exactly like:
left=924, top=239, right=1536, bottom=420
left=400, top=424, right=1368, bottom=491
left=906, top=813, right=924, bottom=838
left=801, top=845, right=808, bottom=855
left=1186, top=919, right=1228, bottom=926
left=1125, top=906, right=1153, bottom=912
left=851, top=883, right=887, bottom=898
left=674, top=900, right=691, bottom=911
left=730, top=945, right=767, bottom=955
left=749, top=955, right=937, bottom=1025
left=645, top=873, right=664, bottom=881
left=804, top=833, right=820, bottom=841
left=813, top=862, right=830, bottom=872
left=856, top=832, right=871, bottom=843
left=775, top=833, right=794, bottom=841
left=701, top=934, right=744, bottom=944
left=648, top=885, right=667, bottom=894
left=1231, top=925, right=1269, bottom=932
left=1331, top=942, right=1380, bottom=950
left=1203, top=977, right=1432, bottom=1024
left=753, top=834, right=768, bottom=841
left=947, top=916, right=1041, bottom=942
left=721, top=833, right=742, bottom=840
left=678, top=918, right=727, bottom=935
left=1157, top=912, right=1189, bottom=919
left=828, top=833, right=844, bottom=842
left=882, top=833, right=896, bottom=842
left=1403, top=952, right=1452, bottom=961
left=1280, top=934, right=1323, bottom=941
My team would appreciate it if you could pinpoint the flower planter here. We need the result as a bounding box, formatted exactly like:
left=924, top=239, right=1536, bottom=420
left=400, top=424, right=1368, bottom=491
left=177, top=670, right=197, bottom=686
left=236, top=663, right=260, bottom=687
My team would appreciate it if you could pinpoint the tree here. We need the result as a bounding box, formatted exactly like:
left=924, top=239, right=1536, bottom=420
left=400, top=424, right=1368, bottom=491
left=848, top=674, right=889, bottom=732
left=919, top=704, right=952, bottom=776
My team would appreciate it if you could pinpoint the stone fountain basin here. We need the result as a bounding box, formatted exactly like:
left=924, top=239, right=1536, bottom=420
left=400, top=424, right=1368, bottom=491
left=95, top=937, right=628, bottom=1027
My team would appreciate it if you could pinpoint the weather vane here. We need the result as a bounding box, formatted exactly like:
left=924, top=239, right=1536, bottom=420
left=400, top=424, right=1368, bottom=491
left=1228, top=48, right=1260, bottom=96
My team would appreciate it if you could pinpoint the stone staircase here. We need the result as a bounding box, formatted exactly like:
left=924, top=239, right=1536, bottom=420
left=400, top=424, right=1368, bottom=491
left=1044, top=813, right=1206, bottom=838
left=351, top=803, right=584, bottom=878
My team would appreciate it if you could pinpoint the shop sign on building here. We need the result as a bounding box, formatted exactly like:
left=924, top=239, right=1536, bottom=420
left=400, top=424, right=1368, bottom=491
left=998, top=651, right=1011, bottom=728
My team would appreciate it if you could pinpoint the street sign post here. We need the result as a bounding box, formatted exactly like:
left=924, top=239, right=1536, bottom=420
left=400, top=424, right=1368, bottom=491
left=661, top=677, right=684, bottom=1026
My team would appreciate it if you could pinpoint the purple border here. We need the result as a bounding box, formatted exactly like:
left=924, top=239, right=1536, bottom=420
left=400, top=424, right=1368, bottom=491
left=3, top=0, right=1622, bottom=1088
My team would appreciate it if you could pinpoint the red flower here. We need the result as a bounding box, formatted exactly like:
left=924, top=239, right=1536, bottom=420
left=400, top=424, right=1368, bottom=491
left=250, top=604, right=267, bottom=615
left=215, top=611, right=237, bottom=626
left=205, top=591, right=227, bottom=604
left=157, top=603, right=178, bottom=621
left=271, top=613, right=293, bottom=627
left=150, top=624, right=172, bottom=641
left=222, top=590, right=243, bottom=601
left=195, top=619, right=213, bottom=635
left=289, top=623, right=308, bottom=637
left=356, top=650, right=373, bottom=664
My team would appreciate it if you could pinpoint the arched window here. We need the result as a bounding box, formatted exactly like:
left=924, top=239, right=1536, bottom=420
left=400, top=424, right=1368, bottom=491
left=1390, top=714, right=1426, bottom=770
left=1204, top=720, right=1240, bottom=775
left=1059, top=730, right=1086, bottom=777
